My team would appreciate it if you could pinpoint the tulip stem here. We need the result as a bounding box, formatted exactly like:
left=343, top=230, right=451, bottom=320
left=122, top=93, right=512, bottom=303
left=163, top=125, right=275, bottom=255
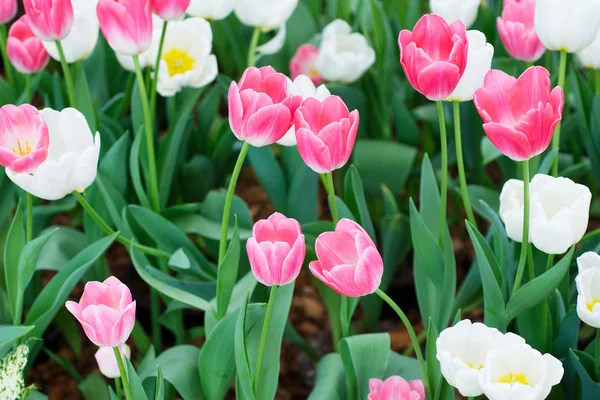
left=436, top=101, right=448, bottom=245
left=595, top=329, right=600, bottom=380
left=115, top=377, right=122, bottom=399
left=247, top=28, right=261, bottom=67
left=595, top=69, right=600, bottom=96
left=375, top=288, right=430, bottom=400
left=55, top=40, right=76, bottom=108
left=133, top=55, right=161, bottom=213
left=113, top=347, right=133, bottom=400
left=26, top=193, right=33, bottom=243
left=551, top=50, right=568, bottom=176
left=453, top=102, right=476, bottom=227
left=253, top=284, right=278, bottom=395
left=72, top=191, right=171, bottom=258
left=0, top=24, right=13, bottom=85
left=527, top=244, right=535, bottom=281
left=323, top=172, right=339, bottom=225
left=218, top=141, right=250, bottom=265
left=150, top=22, right=168, bottom=119
left=512, top=160, right=530, bottom=296
left=24, top=74, right=32, bottom=104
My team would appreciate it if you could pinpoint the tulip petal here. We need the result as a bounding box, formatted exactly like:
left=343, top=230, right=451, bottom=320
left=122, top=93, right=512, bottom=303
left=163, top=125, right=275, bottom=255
left=411, top=14, right=454, bottom=61
left=243, top=104, right=292, bottom=147
left=318, top=96, right=349, bottom=130
left=81, top=304, right=121, bottom=346
left=110, top=301, right=136, bottom=346
left=323, top=264, right=363, bottom=297
left=354, top=246, right=383, bottom=295
left=280, top=234, right=306, bottom=286
left=474, top=69, right=517, bottom=124
left=247, top=237, right=272, bottom=285
left=509, top=66, right=551, bottom=117
left=482, top=122, right=532, bottom=161
left=416, top=61, right=461, bottom=101
left=315, top=231, right=359, bottom=269
left=295, top=127, right=332, bottom=174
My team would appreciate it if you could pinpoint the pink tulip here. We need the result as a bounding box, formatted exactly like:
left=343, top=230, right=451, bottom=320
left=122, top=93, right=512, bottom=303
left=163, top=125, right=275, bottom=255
left=497, top=0, right=546, bottom=62
left=97, top=0, right=153, bottom=56
left=6, top=16, right=51, bottom=74
left=398, top=14, right=468, bottom=101
left=66, top=276, right=136, bottom=347
left=294, top=95, right=358, bottom=174
left=246, top=212, right=306, bottom=286
left=290, top=44, right=322, bottom=85
left=309, top=219, right=383, bottom=297
left=95, top=344, right=131, bottom=379
left=0, top=104, right=49, bottom=174
left=368, top=377, right=426, bottom=400
left=23, top=0, right=74, bottom=41
left=228, top=66, right=302, bottom=147
left=0, top=0, right=17, bottom=24
left=151, top=0, right=190, bottom=21
left=473, top=66, right=563, bottom=161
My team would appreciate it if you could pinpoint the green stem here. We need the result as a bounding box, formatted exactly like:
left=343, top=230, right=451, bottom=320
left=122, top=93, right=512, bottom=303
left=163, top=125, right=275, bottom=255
left=453, top=102, right=476, bottom=226
left=150, top=22, right=168, bottom=119
left=247, top=27, right=261, bottom=67
left=252, top=285, right=278, bottom=395
left=133, top=55, right=160, bottom=212
left=436, top=101, right=448, bottom=244
left=551, top=50, right=567, bottom=176
left=595, top=329, right=600, bottom=380
left=26, top=193, right=33, bottom=243
left=341, top=296, right=350, bottom=338
left=0, top=24, right=13, bottom=84
left=376, top=289, right=430, bottom=400
left=527, top=244, right=535, bottom=281
left=512, top=160, right=530, bottom=296
left=324, top=172, right=339, bottom=225
left=115, top=377, right=122, bottom=399
left=72, top=191, right=170, bottom=258
left=113, top=347, right=133, bottom=400
left=595, top=69, right=600, bottom=96
left=546, top=254, right=555, bottom=272
left=218, top=141, right=250, bottom=265
left=401, top=329, right=427, bottom=357
left=55, top=40, right=76, bottom=107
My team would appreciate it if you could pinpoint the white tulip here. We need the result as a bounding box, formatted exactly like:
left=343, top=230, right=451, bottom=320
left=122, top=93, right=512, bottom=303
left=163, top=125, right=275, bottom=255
left=277, top=75, right=330, bottom=146
left=6, top=108, right=101, bottom=201
left=576, top=31, right=600, bottom=69
left=149, top=18, right=218, bottom=97
left=447, top=30, right=493, bottom=102
left=234, top=0, right=298, bottom=31
left=578, top=252, right=600, bottom=273
left=42, top=0, right=99, bottom=63
left=535, top=0, right=600, bottom=53
left=187, top=0, right=238, bottom=20
left=256, top=25, right=286, bottom=56
left=95, top=345, right=130, bottom=379
left=430, top=0, right=480, bottom=28
left=436, top=320, right=505, bottom=397
left=116, top=16, right=165, bottom=72
left=499, top=179, right=529, bottom=243
left=479, top=340, right=563, bottom=400
left=315, top=20, right=376, bottom=84
left=576, top=252, right=600, bottom=328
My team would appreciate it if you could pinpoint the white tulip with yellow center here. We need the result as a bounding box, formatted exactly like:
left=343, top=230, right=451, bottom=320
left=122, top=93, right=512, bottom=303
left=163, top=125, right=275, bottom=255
left=6, top=108, right=101, bottom=201
left=576, top=252, right=600, bottom=328
left=479, top=339, right=563, bottom=400
left=149, top=18, right=218, bottom=97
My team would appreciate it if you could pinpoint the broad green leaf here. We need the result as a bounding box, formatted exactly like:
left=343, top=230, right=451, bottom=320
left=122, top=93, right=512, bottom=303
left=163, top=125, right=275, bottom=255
left=125, top=357, right=149, bottom=400
left=4, top=199, right=24, bottom=323
left=0, top=326, right=33, bottom=350
left=409, top=199, right=444, bottom=287
left=171, top=213, right=252, bottom=241
left=168, top=248, right=191, bottom=271
left=154, top=366, right=164, bottom=400
left=217, top=219, right=240, bottom=320
left=426, top=321, right=443, bottom=398
left=248, top=146, right=287, bottom=211
left=554, top=308, right=580, bottom=360
left=130, top=126, right=152, bottom=209
left=307, top=353, right=346, bottom=400
left=234, top=291, right=255, bottom=400
left=35, top=227, right=87, bottom=271
left=286, top=165, right=318, bottom=224
left=385, top=352, right=422, bottom=381
left=78, top=373, right=109, bottom=400
left=344, top=165, right=376, bottom=241
left=74, top=63, right=97, bottom=132
left=569, top=349, right=600, bottom=399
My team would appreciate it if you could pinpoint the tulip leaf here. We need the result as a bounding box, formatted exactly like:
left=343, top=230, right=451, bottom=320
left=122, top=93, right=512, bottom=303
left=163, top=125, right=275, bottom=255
left=384, top=352, right=422, bottom=381
left=4, top=199, right=24, bottom=323
left=409, top=199, right=444, bottom=287
left=426, top=320, right=444, bottom=399
left=247, top=146, right=287, bottom=212
left=78, top=372, right=110, bottom=400
left=130, top=126, right=152, bottom=209
left=217, top=218, right=240, bottom=320
left=307, top=353, right=347, bottom=400
left=154, top=366, right=164, bottom=400
left=125, top=357, right=148, bottom=400
left=286, top=164, right=318, bottom=224
left=168, top=248, right=191, bottom=271
left=505, top=247, right=574, bottom=323
left=0, top=326, right=34, bottom=351
left=74, top=63, right=97, bottom=133
left=344, top=165, right=376, bottom=242
left=234, top=291, right=255, bottom=400
left=568, top=349, right=600, bottom=399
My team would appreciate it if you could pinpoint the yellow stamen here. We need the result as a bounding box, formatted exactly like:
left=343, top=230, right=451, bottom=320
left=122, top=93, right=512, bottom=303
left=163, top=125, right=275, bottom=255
left=12, top=139, right=32, bottom=157
left=466, top=362, right=483, bottom=370
left=587, top=296, right=600, bottom=312
left=497, top=372, right=530, bottom=385
left=162, top=48, right=195, bottom=77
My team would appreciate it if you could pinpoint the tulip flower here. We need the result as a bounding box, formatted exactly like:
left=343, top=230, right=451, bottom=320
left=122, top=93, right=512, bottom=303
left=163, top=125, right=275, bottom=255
left=42, top=0, right=100, bottom=63
left=578, top=252, right=600, bottom=274
left=148, top=18, right=217, bottom=97
left=576, top=31, right=600, bottom=69
left=446, top=30, right=493, bottom=102
left=255, top=25, right=287, bottom=57
left=66, top=276, right=136, bottom=347
left=535, top=0, right=600, bottom=53
left=315, top=20, right=375, bottom=84
left=430, top=0, right=480, bottom=28
left=290, top=44, right=322, bottom=85
left=398, top=14, right=468, bottom=101
left=0, top=0, right=17, bottom=24
left=576, top=252, right=600, bottom=328
left=246, top=212, right=306, bottom=287
left=436, top=320, right=507, bottom=397
left=6, top=108, right=101, bottom=201
left=294, top=95, right=358, bottom=174
left=152, top=0, right=190, bottom=21
left=95, top=344, right=131, bottom=379
left=97, top=0, right=153, bottom=55
left=478, top=339, right=563, bottom=400
left=115, top=14, right=164, bottom=72
left=234, top=0, right=298, bottom=31
left=6, top=16, right=51, bottom=74
left=309, top=219, right=383, bottom=297
left=497, top=0, right=546, bottom=63
left=277, top=75, right=330, bottom=147
left=473, top=67, right=563, bottom=161
left=228, top=66, right=301, bottom=147
left=367, top=376, right=425, bottom=400
left=23, top=0, right=74, bottom=41
left=187, top=0, right=237, bottom=20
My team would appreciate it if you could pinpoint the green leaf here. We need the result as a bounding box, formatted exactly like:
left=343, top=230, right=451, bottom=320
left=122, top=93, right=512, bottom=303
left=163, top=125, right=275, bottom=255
left=385, top=352, right=422, bottom=381
left=217, top=219, right=240, bottom=320
left=130, top=126, right=152, bottom=209
left=168, top=248, right=191, bottom=270
left=0, top=326, right=33, bottom=350
left=125, top=357, right=148, bottom=400
left=569, top=349, right=600, bottom=399
left=307, top=353, right=347, bottom=400
left=247, top=146, right=287, bottom=211
left=78, top=373, right=109, bottom=400
left=286, top=165, right=318, bottom=224
left=234, top=291, right=255, bottom=400
left=409, top=199, right=444, bottom=287
left=74, top=63, right=97, bottom=132
left=154, top=366, right=164, bottom=400
left=35, top=227, right=87, bottom=271
left=4, top=199, right=24, bottom=323
left=344, top=165, right=376, bottom=241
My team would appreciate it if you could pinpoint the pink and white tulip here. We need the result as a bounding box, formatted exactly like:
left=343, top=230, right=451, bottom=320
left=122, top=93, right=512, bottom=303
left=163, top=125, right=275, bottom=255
left=497, top=0, right=546, bottom=63
left=294, top=95, right=358, bottom=174
left=309, top=219, right=383, bottom=297
left=368, top=376, right=425, bottom=400
left=228, top=66, right=302, bottom=147
left=0, top=0, right=17, bottom=24
left=7, top=16, right=51, bottom=74
left=97, top=0, right=153, bottom=55
left=151, top=0, right=190, bottom=21
left=247, top=212, right=306, bottom=287
left=23, top=0, right=74, bottom=41
left=0, top=104, right=49, bottom=174
left=398, top=13, right=468, bottom=101
left=66, top=276, right=136, bottom=348
left=290, top=44, right=322, bottom=85
left=473, top=66, right=563, bottom=161
left=95, top=344, right=131, bottom=379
